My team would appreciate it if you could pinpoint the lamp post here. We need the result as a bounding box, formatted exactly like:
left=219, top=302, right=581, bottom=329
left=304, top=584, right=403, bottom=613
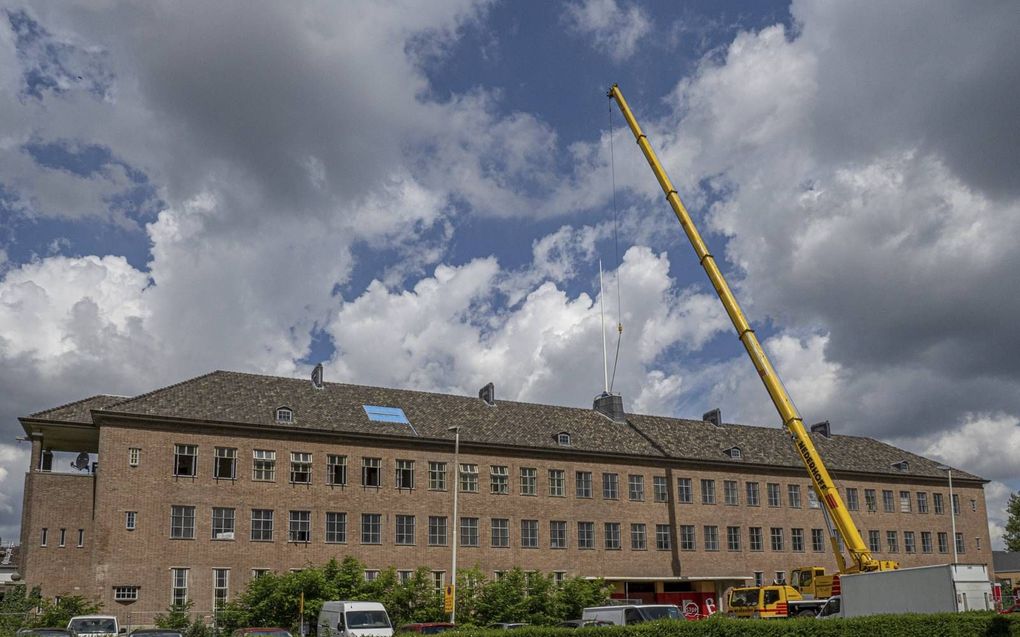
left=937, top=464, right=958, bottom=563
left=448, top=425, right=461, bottom=624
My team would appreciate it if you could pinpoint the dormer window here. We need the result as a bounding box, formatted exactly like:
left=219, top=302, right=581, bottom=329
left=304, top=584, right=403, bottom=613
left=725, top=446, right=742, bottom=460
left=892, top=460, right=909, bottom=472
left=555, top=432, right=571, bottom=446
left=275, top=407, right=294, bottom=423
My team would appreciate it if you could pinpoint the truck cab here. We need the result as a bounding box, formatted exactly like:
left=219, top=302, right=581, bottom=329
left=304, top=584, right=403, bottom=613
left=727, top=586, right=806, bottom=619
left=790, top=567, right=839, bottom=600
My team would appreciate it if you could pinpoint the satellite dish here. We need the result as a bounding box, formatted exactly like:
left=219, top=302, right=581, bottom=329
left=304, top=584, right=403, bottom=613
left=311, top=363, right=324, bottom=389
left=72, top=452, right=90, bottom=471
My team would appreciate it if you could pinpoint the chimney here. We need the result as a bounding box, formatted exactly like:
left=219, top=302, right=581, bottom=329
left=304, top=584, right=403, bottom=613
left=479, top=382, right=495, bottom=406
left=594, top=392, right=627, bottom=424
left=311, top=363, right=324, bottom=389
left=703, top=408, right=722, bottom=427
left=810, top=420, right=831, bottom=438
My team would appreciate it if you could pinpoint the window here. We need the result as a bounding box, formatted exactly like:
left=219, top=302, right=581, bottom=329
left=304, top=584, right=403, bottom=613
left=749, top=527, right=763, bottom=551
left=491, top=518, right=510, bottom=548
left=604, top=522, right=621, bottom=550
left=125, top=511, right=137, bottom=531
left=364, top=570, right=379, bottom=582
left=917, top=492, right=928, bottom=513
left=326, top=512, right=347, bottom=543
left=652, top=476, right=669, bottom=501
left=290, top=452, right=312, bottom=483
left=398, top=570, right=413, bottom=585
left=251, top=509, right=274, bottom=541
left=746, top=482, right=760, bottom=506
left=865, top=489, right=877, bottom=512
left=432, top=571, right=445, bottom=592
left=59, top=529, right=66, bottom=547
left=971, top=499, right=977, bottom=512
left=788, top=484, right=802, bottom=508
left=770, top=527, right=784, bottom=551
left=921, top=531, right=933, bottom=553
left=955, top=532, right=965, bottom=554
left=520, top=467, right=537, bottom=495
left=171, top=505, right=195, bottom=539
left=421, top=461, right=445, bottom=491
left=938, top=531, right=948, bottom=553
left=868, top=530, right=881, bottom=552
left=460, top=463, right=478, bottom=492
left=251, top=569, right=269, bottom=579
left=727, top=526, right=740, bottom=551
left=882, top=490, right=895, bottom=512
left=550, top=521, right=567, bottom=549
left=521, top=520, right=539, bottom=548
left=775, top=571, right=786, bottom=585
left=701, top=479, right=716, bottom=504
left=275, top=407, right=293, bottom=423
left=212, top=508, right=235, bottom=539
left=128, top=448, right=140, bottom=467
left=975, top=537, right=981, bottom=550
left=724, top=480, right=739, bottom=505
left=214, top=447, right=237, bottom=480
left=679, top=525, right=695, bottom=550
left=361, top=513, right=382, bottom=544
left=602, top=473, right=619, bottom=499
left=428, top=516, right=447, bottom=546
left=791, top=528, right=804, bottom=552
left=704, top=525, right=719, bottom=551
left=655, top=524, right=671, bottom=550
left=289, top=511, right=311, bottom=543
left=812, top=528, right=825, bottom=552
left=631, top=523, right=646, bottom=550
left=213, top=569, right=229, bottom=609
left=173, top=444, right=197, bottom=477
left=578, top=522, right=595, bottom=549
left=460, top=517, right=479, bottom=547
left=934, top=493, right=945, bottom=514
left=327, top=455, right=347, bottom=486
left=114, top=587, right=138, bottom=602
left=808, top=489, right=820, bottom=509
left=726, top=446, right=742, bottom=459
left=171, top=568, right=188, bottom=605
left=904, top=531, right=915, bottom=554
left=576, top=471, right=593, bottom=498
left=628, top=475, right=645, bottom=501
left=363, top=405, right=409, bottom=423
left=900, top=491, right=912, bottom=513
left=554, top=572, right=566, bottom=585
left=846, top=488, right=859, bottom=511
left=556, top=432, right=571, bottom=446
left=767, top=483, right=782, bottom=507
left=754, top=572, right=764, bottom=587
left=75, top=529, right=85, bottom=548
left=490, top=465, right=509, bottom=494
left=362, top=458, right=382, bottom=487
left=395, top=459, right=414, bottom=490
left=952, top=494, right=960, bottom=515
left=677, top=478, right=693, bottom=503
left=253, top=450, right=276, bottom=481
left=886, top=531, right=898, bottom=553
left=395, top=515, right=415, bottom=545
left=549, top=469, right=565, bottom=496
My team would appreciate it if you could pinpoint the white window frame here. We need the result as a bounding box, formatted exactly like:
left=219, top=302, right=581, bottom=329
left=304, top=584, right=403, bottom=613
left=327, top=454, right=347, bottom=486
left=253, top=449, right=276, bottom=481
left=212, top=568, right=229, bottom=609
left=114, top=586, right=139, bottom=602
left=125, top=511, right=137, bottom=531
left=290, top=452, right=312, bottom=484
left=214, top=447, right=237, bottom=480
left=128, top=448, right=140, bottom=467
left=171, top=567, right=189, bottom=605
left=173, top=444, right=197, bottom=477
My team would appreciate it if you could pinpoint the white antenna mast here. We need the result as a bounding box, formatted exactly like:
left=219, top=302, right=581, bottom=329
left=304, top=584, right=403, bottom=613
left=599, top=260, right=609, bottom=393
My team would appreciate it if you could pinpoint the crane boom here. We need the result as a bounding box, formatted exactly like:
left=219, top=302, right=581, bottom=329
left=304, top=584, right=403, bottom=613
left=607, top=83, right=890, bottom=573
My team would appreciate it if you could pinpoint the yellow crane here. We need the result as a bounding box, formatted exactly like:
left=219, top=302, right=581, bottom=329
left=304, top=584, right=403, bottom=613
left=607, top=83, right=896, bottom=575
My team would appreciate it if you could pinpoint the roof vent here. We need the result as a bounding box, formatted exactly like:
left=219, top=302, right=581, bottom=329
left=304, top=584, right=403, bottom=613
left=593, top=392, right=626, bottom=424
left=703, top=408, right=722, bottom=427
left=311, top=363, right=324, bottom=389
left=810, top=420, right=831, bottom=438
left=479, top=382, right=495, bottom=406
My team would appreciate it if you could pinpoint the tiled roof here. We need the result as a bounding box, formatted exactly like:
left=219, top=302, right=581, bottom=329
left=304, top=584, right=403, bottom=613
left=29, top=395, right=129, bottom=424
left=994, top=551, right=1020, bottom=572
left=35, top=370, right=983, bottom=482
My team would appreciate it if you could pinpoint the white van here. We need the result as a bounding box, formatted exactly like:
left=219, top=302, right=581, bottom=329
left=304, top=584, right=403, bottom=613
left=66, top=615, right=122, bottom=637
left=318, top=601, right=392, bottom=637
left=581, top=604, right=680, bottom=626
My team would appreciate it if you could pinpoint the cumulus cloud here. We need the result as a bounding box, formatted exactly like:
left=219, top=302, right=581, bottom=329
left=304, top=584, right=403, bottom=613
left=563, top=0, right=651, bottom=63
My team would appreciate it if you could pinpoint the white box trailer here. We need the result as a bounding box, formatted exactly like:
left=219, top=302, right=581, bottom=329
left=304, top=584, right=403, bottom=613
left=818, top=563, right=993, bottom=618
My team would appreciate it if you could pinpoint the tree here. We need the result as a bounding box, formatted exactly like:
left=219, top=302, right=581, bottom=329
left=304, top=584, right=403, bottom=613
left=34, top=595, right=102, bottom=629
left=0, top=585, right=42, bottom=634
left=154, top=601, right=194, bottom=630
left=1005, top=491, right=1020, bottom=551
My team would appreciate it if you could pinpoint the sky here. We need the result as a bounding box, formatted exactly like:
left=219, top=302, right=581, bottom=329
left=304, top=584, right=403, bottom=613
left=0, top=1, right=1017, bottom=551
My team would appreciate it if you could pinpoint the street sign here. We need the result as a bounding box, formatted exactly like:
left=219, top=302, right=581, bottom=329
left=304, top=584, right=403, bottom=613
left=444, top=584, right=455, bottom=613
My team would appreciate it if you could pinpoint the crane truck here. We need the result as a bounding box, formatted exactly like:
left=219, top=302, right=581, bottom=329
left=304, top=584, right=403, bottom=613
left=606, top=84, right=991, bottom=617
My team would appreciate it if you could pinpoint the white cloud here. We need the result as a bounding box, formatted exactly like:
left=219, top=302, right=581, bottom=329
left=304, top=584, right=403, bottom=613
left=563, top=0, right=651, bottom=63
left=921, top=414, right=1020, bottom=484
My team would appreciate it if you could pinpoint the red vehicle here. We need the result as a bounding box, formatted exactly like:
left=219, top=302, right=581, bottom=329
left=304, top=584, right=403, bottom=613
left=395, top=624, right=455, bottom=635
left=232, top=629, right=292, bottom=637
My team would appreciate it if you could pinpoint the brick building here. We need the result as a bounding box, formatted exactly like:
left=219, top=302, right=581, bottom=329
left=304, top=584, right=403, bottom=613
left=18, top=370, right=993, bottom=623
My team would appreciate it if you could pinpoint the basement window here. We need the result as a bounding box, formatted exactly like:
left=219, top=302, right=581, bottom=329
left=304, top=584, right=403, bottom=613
left=556, top=432, right=571, bottom=446
left=114, top=586, right=139, bottom=602
left=275, top=407, right=294, bottom=423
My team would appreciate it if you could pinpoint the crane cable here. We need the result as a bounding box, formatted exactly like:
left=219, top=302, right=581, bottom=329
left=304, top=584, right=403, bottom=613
left=608, top=97, right=624, bottom=393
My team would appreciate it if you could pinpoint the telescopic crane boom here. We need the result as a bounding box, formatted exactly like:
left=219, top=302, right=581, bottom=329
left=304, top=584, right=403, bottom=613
left=607, top=83, right=895, bottom=574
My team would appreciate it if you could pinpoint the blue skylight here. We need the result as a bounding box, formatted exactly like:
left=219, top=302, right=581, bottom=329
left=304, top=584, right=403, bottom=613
left=363, top=405, right=409, bottom=424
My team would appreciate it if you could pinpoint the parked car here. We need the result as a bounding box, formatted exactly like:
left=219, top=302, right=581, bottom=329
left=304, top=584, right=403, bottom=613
left=486, top=623, right=528, bottom=630
left=582, top=604, right=680, bottom=626
left=557, top=620, right=612, bottom=628
left=394, top=624, right=455, bottom=635
left=67, top=616, right=123, bottom=637
left=129, top=631, right=183, bottom=637
left=231, top=629, right=292, bottom=637
left=17, top=628, right=72, bottom=637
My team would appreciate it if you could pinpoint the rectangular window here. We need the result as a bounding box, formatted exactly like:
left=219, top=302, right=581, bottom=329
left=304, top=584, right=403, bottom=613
left=677, top=478, right=692, bottom=503
left=578, top=522, right=595, bottom=549
left=788, top=484, right=802, bottom=508
left=549, top=469, right=565, bottom=496
left=754, top=572, right=764, bottom=587
left=327, top=455, right=347, bottom=486
left=460, top=464, right=478, bottom=493
left=887, top=530, right=899, bottom=553
left=576, top=471, right=593, bottom=498
left=952, top=494, right=960, bottom=515
left=917, top=492, right=928, bottom=513
left=791, top=528, right=804, bottom=552
left=602, top=473, right=619, bottom=499
left=428, top=516, right=447, bottom=546
left=767, top=483, right=782, bottom=507
left=429, top=461, right=447, bottom=490
left=361, top=513, right=382, bottom=544
left=812, top=528, right=825, bottom=552
left=213, top=569, right=229, bottom=609
left=746, top=482, right=760, bottom=506
left=631, top=523, right=646, bottom=550
left=655, top=524, right=671, bottom=550
left=490, top=465, right=509, bottom=494
left=808, top=489, right=820, bottom=509
left=395, top=459, right=414, bottom=490
left=114, top=587, right=138, bottom=602
left=938, top=531, right=948, bottom=553
left=289, top=511, right=311, bottom=543
left=491, top=518, right=510, bottom=548
left=550, top=521, right=567, bottom=549
left=326, top=512, right=347, bottom=543
left=395, top=515, right=415, bottom=545
left=868, top=530, right=881, bottom=552
left=727, top=526, right=740, bottom=551
left=170, top=505, right=195, bottom=539
left=520, top=467, right=537, bottom=495
left=173, top=444, right=197, bottom=477
left=679, top=525, right=695, bottom=550
left=59, top=528, right=66, bottom=547
left=921, top=531, right=933, bottom=553
left=749, top=527, right=763, bottom=551
left=251, top=569, right=269, bottom=579
left=362, top=458, right=382, bottom=487
left=253, top=449, right=276, bottom=481
left=432, top=571, right=445, bottom=592
left=212, top=507, right=235, bottom=540
left=865, top=489, right=877, bottom=512
left=125, top=512, right=137, bottom=531
left=290, top=452, right=312, bottom=483
left=653, top=476, right=668, bottom=502
left=770, top=527, right=784, bottom=551
left=724, top=480, right=739, bottom=505
left=251, top=509, right=274, bottom=541
left=128, top=448, right=140, bottom=467
left=364, top=570, right=379, bottom=582
left=701, top=479, right=716, bottom=504
left=398, top=570, right=413, bottom=585
left=900, top=491, right=912, bottom=513
left=604, top=522, right=621, bottom=550
left=955, top=532, right=965, bottom=554
left=214, top=447, right=237, bottom=480
left=171, top=568, right=188, bottom=605
left=846, top=488, right=859, bottom=511
left=704, top=525, right=719, bottom=551
left=904, top=531, right=915, bottom=554
left=934, top=493, right=945, bottom=514
left=628, top=475, right=645, bottom=501
left=776, top=571, right=786, bottom=585
left=521, top=519, right=539, bottom=548
left=882, top=490, right=895, bottom=512
left=460, top=517, right=479, bottom=547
